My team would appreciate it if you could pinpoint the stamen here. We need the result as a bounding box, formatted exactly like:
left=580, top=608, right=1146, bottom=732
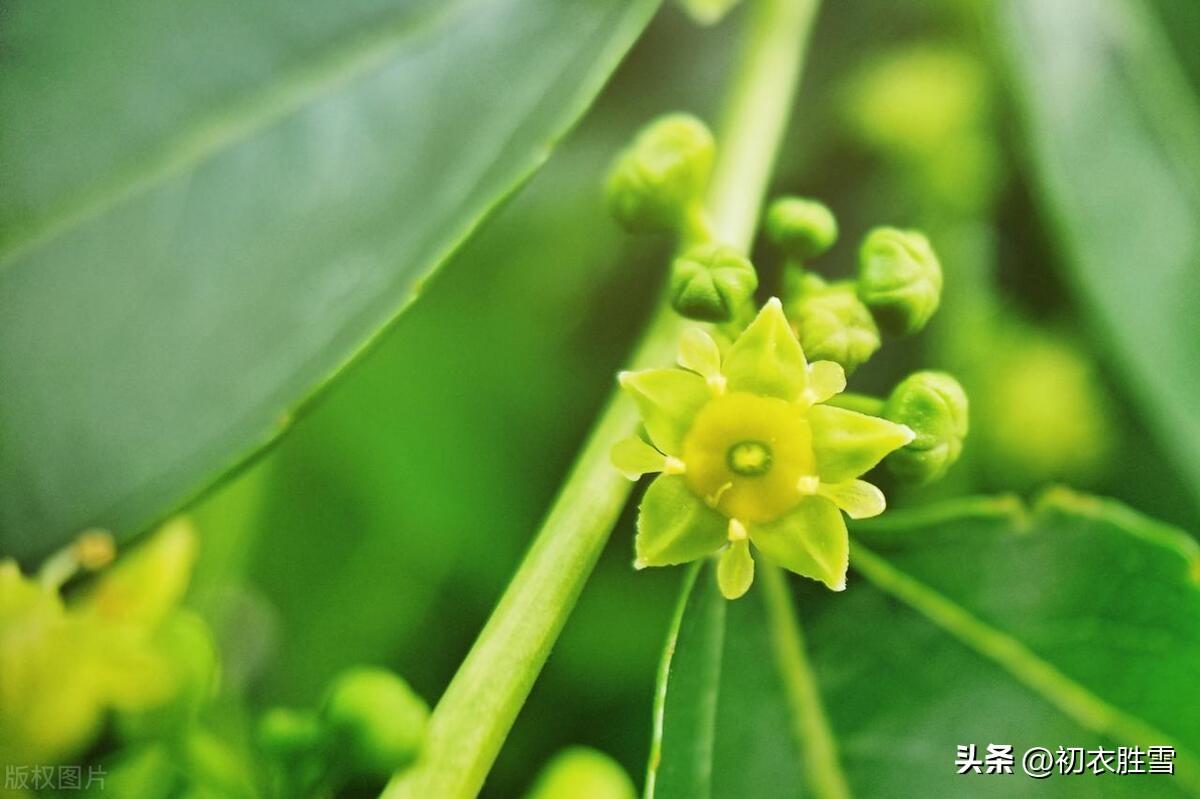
left=728, top=518, right=749, bottom=542
left=797, top=475, right=820, bottom=495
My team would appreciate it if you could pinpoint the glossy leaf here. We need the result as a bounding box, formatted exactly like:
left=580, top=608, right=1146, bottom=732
left=997, top=0, right=1200, bottom=510
left=0, top=0, right=660, bottom=560
left=648, top=490, right=1200, bottom=797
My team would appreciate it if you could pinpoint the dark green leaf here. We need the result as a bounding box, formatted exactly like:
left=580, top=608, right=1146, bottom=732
left=0, top=0, right=660, bottom=560
left=996, top=0, right=1200, bottom=511
left=649, top=490, right=1200, bottom=797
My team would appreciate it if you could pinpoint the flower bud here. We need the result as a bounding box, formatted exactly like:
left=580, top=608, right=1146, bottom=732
left=524, top=747, right=637, bottom=799
left=765, top=197, right=838, bottom=259
left=856, top=227, right=942, bottom=334
left=605, top=114, right=715, bottom=234
left=320, top=666, right=429, bottom=777
left=784, top=275, right=880, bottom=373
left=883, top=371, right=968, bottom=484
left=669, top=243, right=758, bottom=322
left=258, top=707, right=323, bottom=760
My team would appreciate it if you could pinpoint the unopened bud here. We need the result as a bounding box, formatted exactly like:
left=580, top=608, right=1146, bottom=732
left=669, top=243, right=758, bottom=322
left=320, top=667, right=429, bottom=777
left=605, top=114, right=715, bottom=234
left=765, top=197, right=838, bottom=259
left=524, top=747, right=637, bottom=799
left=857, top=227, right=942, bottom=334
left=884, top=370, right=968, bottom=484
left=785, top=275, right=880, bottom=372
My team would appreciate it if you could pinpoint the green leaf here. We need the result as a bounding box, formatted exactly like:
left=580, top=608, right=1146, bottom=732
left=996, top=0, right=1200, bottom=511
left=648, top=489, right=1200, bottom=797
left=0, top=0, right=661, bottom=561
left=646, top=564, right=811, bottom=799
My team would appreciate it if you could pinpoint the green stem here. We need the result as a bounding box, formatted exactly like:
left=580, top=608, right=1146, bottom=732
left=759, top=562, right=851, bottom=799
left=382, top=2, right=821, bottom=795
left=707, top=0, right=821, bottom=250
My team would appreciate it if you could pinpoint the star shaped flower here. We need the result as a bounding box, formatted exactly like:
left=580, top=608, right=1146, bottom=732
left=612, top=299, right=915, bottom=599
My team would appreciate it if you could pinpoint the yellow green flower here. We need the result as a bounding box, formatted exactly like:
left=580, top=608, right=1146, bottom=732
left=0, top=519, right=214, bottom=766
left=612, top=299, right=914, bottom=599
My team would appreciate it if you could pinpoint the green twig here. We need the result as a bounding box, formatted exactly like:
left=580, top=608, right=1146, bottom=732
left=382, top=1, right=821, bottom=795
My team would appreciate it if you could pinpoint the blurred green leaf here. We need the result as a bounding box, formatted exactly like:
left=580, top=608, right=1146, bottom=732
left=646, top=565, right=806, bottom=798
left=0, top=0, right=661, bottom=561
left=235, top=118, right=666, bottom=704
left=649, top=490, right=1200, bottom=797
left=996, top=0, right=1200, bottom=511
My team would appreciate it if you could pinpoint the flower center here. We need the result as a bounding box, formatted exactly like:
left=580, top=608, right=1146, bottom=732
left=726, top=440, right=773, bottom=476
left=681, top=392, right=817, bottom=524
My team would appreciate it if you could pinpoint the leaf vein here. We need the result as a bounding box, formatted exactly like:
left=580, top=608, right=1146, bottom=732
left=851, top=541, right=1200, bottom=795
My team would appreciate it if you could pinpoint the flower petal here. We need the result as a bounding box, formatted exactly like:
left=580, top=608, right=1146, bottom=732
left=749, top=496, right=848, bottom=591
left=805, top=360, right=846, bottom=405
left=717, top=538, right=755, bottom=600
left=636, top=475, right=728, bottom=568
left=611, top=437, right=668, bottom=480
left=619, top=368, right=710, bottom=455
left=818, top=479, right=886, bottom=519
left=678, top=327, right=723, bottom=386
left=722, top=298, right=808, bottom=401
left=808, top=404, right=915, bottom=483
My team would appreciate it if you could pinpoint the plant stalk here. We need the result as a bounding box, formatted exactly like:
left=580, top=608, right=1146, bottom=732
left=382, top=1, right=821, bottom=795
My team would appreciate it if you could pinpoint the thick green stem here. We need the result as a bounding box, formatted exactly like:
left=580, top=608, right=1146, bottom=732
left=382, top=2, right=821, bottom=796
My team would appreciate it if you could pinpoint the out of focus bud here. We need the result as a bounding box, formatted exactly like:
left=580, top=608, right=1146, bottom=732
left=605, top=114, right=715, bottom=234
left=856, top=227, right=942, bottom=334
left=321, top=666, right=429, bottom=777
left=884, top=371, right=968, bottom=484
left=523, top=747, right=637, bottom=799
left=116, top=610, right=219, bottom=738
left=669, top=243, right=758, bottom=322
left=765, top=196, right=838, bottom=259
left=258, top=707, right=323, bottom=760
left=676, top=0, right=744, bottom=26
left=784, top=274, right=880, bottom=373
left=975, top=328, right=1111, bottom=487
left=1, top=519, right=210, bottom=767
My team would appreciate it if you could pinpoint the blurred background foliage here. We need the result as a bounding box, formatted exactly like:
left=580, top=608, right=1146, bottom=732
left=5, top=0, right=1200, bottom=795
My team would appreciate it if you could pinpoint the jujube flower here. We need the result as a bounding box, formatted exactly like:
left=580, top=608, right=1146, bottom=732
left=611, top=299, right=915, bottom=599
